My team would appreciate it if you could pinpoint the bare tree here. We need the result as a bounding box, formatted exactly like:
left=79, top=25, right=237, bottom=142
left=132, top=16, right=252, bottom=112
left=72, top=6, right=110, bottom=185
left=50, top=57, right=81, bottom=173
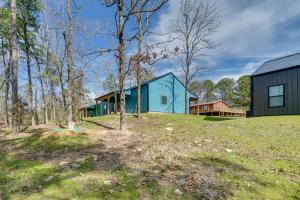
left=66, top=0, right=75, bottom=129
left=171, top=0, right=219, bottom=114
left=10, top=0, right=19, bottom=133
left=103, top=0, right=167, bottom=129
left=0, top=8, right=11, bottom=126
left=133, top=0, right=168, bottom=118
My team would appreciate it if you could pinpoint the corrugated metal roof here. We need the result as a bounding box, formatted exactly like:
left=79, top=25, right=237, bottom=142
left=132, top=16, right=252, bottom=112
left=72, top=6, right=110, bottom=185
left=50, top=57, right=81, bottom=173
left=252, top=53, right=300, bottom=76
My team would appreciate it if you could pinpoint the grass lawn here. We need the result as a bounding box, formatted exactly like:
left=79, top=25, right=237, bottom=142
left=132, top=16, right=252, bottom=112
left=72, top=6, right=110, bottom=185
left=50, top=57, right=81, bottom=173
left=0, top=114, right=299, bottom=199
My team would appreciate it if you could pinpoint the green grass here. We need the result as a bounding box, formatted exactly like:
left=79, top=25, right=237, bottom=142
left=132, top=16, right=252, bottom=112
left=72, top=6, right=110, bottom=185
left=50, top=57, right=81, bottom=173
left=0, top=114, right=299, bottom=199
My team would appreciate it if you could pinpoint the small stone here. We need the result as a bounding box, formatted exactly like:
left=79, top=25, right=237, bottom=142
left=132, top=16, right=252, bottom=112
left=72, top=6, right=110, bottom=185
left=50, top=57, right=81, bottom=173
left=103, top=180, right=113, bottom=186
left=204, top=139, right=212, bottom=143
left=225, top=148, right=233, bottom=153
left=92, top=155, right=98, bottom=161
left=166, top=127, right=173, bottom=131
left=45, top=176, right=54, bottom=182
left=75, top=157, right=85, bottom=163
left=70, top=163, right=81, bottom=168
left=137, top=148, right=142, bottom=152
left=59, top=161, right=68, bottom=166
left=175, top=189, right=183, bottom=195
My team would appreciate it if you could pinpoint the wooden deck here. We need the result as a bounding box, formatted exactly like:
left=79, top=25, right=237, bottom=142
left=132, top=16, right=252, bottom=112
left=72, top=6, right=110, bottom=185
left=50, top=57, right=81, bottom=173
left=190, top=108, right=245, bottom=117
left=190, top=100, right=246, bottom=117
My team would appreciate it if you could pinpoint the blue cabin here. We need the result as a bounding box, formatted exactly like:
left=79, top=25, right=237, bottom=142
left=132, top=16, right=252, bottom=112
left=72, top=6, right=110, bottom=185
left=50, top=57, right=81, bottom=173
left=84, top=73, right=198, bottom=117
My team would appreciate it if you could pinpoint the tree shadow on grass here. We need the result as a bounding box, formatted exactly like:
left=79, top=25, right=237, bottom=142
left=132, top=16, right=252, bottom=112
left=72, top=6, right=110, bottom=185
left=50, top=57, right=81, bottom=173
left=0, top=128, right=126, bottom=199
left=187, top=155, right=277, bottom=197
left=82, top=120, right=115, bottom=130
left=0, top=125, right=278, bottom=200
left=204, top=116, right=236, bottom=121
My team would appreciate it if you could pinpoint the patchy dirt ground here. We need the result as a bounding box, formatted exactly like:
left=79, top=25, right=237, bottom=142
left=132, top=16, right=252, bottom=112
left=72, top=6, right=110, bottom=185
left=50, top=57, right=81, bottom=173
left=0, top=114, right=299, bottom=200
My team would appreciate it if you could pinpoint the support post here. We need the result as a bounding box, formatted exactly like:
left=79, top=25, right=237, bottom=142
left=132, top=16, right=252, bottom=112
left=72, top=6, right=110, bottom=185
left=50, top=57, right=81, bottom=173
left=114, top=92, right=117, bottom=114
left=197, top=99, right=200, bottom=115
left=96, top=99, right=98, bottom=116
left=107, top=98, right=110, bottom=115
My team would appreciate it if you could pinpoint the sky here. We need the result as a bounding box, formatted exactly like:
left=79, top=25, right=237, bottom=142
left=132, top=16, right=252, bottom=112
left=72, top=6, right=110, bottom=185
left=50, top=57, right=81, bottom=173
left=71, top=0, right=300, bottom=97
left=2, top=0, right=300, bottom=98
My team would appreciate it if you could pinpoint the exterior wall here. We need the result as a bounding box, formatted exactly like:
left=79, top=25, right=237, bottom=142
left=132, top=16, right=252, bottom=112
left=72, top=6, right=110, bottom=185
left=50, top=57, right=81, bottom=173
left=251, top=67, right=300, bottom=116
left=190, top=102, right=228, bottom=113
left=148, top=73, right=195, bottom=114
left=125, top=85, right=148, bottom=113
left=213, top=102, right=229, bottom=110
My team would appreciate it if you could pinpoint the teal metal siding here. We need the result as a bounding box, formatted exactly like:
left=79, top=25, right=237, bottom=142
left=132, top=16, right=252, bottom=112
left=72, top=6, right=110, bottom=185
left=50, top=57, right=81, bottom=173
left=148, top=73, right=174, bottom=113
left=148, top=73, right=196, bottom=114
left=125, top=85, right=148, bottom=113
left=93, top=72, right=197, bottom=116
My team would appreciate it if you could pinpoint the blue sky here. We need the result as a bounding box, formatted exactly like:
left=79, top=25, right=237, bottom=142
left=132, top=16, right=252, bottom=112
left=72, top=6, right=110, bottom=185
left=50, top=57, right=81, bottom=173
left=2, top=0, right=300, bottom=98
left=70, top=0, right=300, bottom=97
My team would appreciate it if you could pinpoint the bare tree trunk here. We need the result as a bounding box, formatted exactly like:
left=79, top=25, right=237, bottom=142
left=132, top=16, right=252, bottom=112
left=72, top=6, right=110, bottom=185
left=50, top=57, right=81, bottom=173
left=44, top=0, right=49, bottom=124
left=23, top=24, right=36, bottom=126
left=34, top=54, right=47, bottom=124
left=136, top=12, right=142, bottom=118
left=58, top=67, right=67, bottom=108
left=184, top=69, right=189, bottom=114
left=34, top=88, right=39, bottom=125
left=1, top=38, right=10, bottom=126
left=118, top=0, right=126, bottom=130
left=11, top=0, right=19, bottom=134
left=66, top=0, right=74, bottom=129
left=184, top=34, right=190, bottom=115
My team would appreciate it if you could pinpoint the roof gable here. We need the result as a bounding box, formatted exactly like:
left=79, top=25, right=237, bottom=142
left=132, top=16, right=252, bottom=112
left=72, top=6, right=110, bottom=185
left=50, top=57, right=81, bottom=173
left=95, top=72, right=199, bottom=100
left=252, top=53, right=300, bottom=76
left=147, top=72, right=198, bottom=98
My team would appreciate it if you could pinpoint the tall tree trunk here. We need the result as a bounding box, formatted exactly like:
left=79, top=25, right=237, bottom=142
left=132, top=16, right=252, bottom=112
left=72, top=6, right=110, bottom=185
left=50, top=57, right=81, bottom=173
left=58, top=66, right=67, bottom=108
left=34, top=54, right=47, bottom=124
left=24, top=24, right=36, bottom=126
left=184, top=35, right=190, bottom=114
left=50, top=80, right=56, bottom=122
left=118, top=0, right=126, bottom=130
left=44, top=0, right=49, bottom=124
left=1, top=38, right=10, bottom=126
left=66, top=0, right=74, bottom=129
left=11, top=0, right=19, bottom=134
left=136, top=12, right=142, bottom=118
left=34, top=88, right=39, bottom=125
left=185, top=70, right=189, bottom=114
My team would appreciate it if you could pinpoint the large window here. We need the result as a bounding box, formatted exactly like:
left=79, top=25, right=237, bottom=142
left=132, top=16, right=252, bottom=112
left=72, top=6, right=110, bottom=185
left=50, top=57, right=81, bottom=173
left=203, top=105, right=209, bottom=110
left=161, top=95, right=168, bottom=105
left=268, top=84, right=284, bottom=107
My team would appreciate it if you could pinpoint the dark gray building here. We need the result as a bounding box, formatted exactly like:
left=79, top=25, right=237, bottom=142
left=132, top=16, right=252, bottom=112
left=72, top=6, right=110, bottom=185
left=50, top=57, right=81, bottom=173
left=249, top=53, right=300, bottom=117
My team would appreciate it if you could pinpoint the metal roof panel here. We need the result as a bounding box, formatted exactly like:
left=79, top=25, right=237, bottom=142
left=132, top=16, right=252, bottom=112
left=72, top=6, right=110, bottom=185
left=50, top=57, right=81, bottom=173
left=252, top=53, right=300, bottom=76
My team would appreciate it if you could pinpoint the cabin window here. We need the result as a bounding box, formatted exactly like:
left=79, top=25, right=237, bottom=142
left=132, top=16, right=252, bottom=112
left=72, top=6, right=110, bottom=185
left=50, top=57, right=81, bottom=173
left=203, top=105, right=209, bottom=110
left=268, top=84, right=284, bottom=107
left=161, top=95, right=168, bottom=105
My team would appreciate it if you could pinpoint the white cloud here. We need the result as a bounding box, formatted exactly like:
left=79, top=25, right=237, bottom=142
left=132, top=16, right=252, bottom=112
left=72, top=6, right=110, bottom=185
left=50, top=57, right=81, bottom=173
left=217, top=61, right=263, bottom=82
left=152, top=0, right=300, bottom=80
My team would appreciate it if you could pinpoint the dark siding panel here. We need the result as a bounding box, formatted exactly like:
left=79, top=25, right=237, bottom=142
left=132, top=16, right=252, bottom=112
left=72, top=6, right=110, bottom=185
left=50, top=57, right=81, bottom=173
left=298, top=68, right=300, bottom=113
left=252, top=66, right=300, bottom=116
left=282, top=70, right=288, bottom=114
left=292, top=68, right=298, bottom=113
left=288, top=70, right=293, bottom=114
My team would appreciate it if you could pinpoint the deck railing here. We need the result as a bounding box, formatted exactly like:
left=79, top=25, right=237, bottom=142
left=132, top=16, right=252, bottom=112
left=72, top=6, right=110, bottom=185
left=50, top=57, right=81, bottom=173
left=190, top=106, right=246, bottom=115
